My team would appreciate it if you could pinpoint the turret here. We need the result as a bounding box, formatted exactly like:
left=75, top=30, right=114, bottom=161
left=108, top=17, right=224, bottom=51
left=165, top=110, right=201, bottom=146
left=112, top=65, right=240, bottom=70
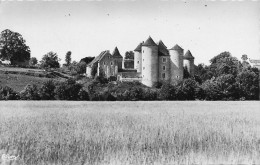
left=112, top=47, right=123, bottom=73
left=183, top=50, right=195, bottom=76
left=141, top=36, right=158, bottom=87
left=169, top=44, right=184, bottom=83
left=134, top=42, right=142, bottom=72
left=158, top=40, right=170, bottom=82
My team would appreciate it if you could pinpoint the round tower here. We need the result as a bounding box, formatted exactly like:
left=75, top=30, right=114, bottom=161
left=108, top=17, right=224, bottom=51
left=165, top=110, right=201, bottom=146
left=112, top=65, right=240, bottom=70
left=134, top=42, right=142, bottom=73
left=183, top=50, right=195, bottom=76
left=141, top=36, right=158, bottom=87
left=169, top=44, right=184, bottom=84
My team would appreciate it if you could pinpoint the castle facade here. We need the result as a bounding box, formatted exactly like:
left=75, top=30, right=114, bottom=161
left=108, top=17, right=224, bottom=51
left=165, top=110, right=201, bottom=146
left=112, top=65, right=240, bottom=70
left=86, top=36, right=195, bottom=87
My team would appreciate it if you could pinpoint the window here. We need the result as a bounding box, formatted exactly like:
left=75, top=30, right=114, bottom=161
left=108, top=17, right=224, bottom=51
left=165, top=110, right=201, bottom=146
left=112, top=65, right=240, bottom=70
left=143, top=75, right=144, bottom=77
left=162, top=58, right=166, bottom=63
left=111, top=62, right=113, bottom=65
left=162, top=73, right=166, bottom=79
left=176, top=76, right=179, bottom=79
left=137, top=61, right=139, bottom=64
left=103, top=62, right=105, bottom=65
left=143, top=50, right=144, bottom=53
left=143, top=67, right=145, bottom=70
left=163, top=66, right=166, bottom=71
left=143, top=59, right=144, bottom=61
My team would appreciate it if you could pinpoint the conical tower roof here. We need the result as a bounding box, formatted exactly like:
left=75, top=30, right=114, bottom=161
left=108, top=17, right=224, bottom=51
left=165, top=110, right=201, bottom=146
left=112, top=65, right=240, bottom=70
left=142, top=36, right=157, bottom=46
left=134, top=42, right=142, bottom=52
left=169, top=44, right=183, bottom=51
left=158, top=40, right=169, bottom=56
left=184, top=50, right=194, bottom=60
left=112, top=47, right=123, bottom=58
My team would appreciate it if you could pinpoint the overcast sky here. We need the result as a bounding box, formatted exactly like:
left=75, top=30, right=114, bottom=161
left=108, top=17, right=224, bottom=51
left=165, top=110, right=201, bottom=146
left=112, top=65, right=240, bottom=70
left=0, top=1, right=259, bottom=65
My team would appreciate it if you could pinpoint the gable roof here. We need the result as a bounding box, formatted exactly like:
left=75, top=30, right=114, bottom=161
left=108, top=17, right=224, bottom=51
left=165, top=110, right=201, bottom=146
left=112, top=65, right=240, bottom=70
left=184, top=50, right=194, bottom=59
left=158, top=40, right=169, bottom=56
left=142, top=36, right=157, bottom=46
left=87, top=50, right=110, bottom=66
left=169, top=44, right=184, bottom=51
left=134, top=42, right=142, bottom=52
left=112, top=47, right=123, bottom=58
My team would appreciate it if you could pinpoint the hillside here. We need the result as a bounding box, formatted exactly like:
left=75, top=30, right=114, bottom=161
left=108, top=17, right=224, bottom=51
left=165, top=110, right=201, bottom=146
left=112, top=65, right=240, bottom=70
left=0, top=66, right=69, bottom=92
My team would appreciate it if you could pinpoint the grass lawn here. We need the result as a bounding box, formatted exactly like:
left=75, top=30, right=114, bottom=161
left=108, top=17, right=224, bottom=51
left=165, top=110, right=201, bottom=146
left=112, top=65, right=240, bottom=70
left=0, top=73, right=64, bottom=92
left=0, top=101, right=260, bottom=165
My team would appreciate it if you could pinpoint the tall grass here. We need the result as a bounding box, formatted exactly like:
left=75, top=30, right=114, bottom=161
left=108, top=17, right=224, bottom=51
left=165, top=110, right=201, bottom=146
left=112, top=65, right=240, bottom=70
left=0, top=101, right=260, bottom=164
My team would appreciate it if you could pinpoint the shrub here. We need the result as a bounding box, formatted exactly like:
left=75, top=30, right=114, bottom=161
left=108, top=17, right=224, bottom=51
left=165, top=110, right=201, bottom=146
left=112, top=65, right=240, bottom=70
left=158, top=82, right=176, bottom=100
left=20, top=84, right=40, bottom=100
left=55, top=79, right=83, bottom=100
left=78, top=88, right=90, bottom=101
left=0, top=86, right=20, bottom=100
left=39, top=80, right=56, bottom=100
left=176, top=78, right=197, bottom=100
left=142, top=88, right=158, bottom=101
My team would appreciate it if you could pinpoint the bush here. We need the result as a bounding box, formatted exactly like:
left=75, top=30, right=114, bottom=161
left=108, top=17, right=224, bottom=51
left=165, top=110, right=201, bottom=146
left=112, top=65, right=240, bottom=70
left=55, top=79, right=83, bottom=100
left=158, top=82, right=176, bottom=100
left=176, top=78, right=197, bottom=100
left=39, top=80, right=56, bottom=100
left=0, top=86, right=20, bottom=100
left=20, top=84, right=40, bottom=100
left=78, top=88, right=90, bottom=101
left=142, top=88, right=158, bottom=101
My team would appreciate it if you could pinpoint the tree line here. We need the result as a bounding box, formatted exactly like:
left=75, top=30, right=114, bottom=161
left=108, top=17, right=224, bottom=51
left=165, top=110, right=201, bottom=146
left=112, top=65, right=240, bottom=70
left=0, top=29, right=259, bottom=101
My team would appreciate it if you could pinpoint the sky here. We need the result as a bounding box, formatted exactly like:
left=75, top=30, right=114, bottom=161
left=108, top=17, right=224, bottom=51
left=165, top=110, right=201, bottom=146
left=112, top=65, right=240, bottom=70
left=0, top=0, right=259, bottom=65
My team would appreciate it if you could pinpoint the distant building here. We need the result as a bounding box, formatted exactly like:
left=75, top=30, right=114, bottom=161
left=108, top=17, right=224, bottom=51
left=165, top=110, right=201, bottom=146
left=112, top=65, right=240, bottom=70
left=86, top=36, right=195, bottom=87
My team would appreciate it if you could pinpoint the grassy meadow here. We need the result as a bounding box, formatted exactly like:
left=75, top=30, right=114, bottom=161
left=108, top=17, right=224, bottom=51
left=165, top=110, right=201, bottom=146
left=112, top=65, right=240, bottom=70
left=0, top=101, right=260, bottom=164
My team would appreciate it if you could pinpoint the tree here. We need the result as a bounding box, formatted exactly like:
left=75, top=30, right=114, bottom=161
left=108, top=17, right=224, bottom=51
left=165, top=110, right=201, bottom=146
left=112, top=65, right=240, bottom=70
left=176, top=78, right=198, bottom=100
left=209, top=52, right=241, bottom=77
left=80, top=56, right=95, bottom=64
left=39, top=80, right=56, bottom=100
left=125, top=51, right=134, bottom=59
left=65, top=51, right=72, bottom=66
left=0, top=29, right=30, bottom=65
left=236, top=68, right=259, bottom=100
left=29, top=57, right=38, bottom=66
left=40, top=51, right=60, bottom=68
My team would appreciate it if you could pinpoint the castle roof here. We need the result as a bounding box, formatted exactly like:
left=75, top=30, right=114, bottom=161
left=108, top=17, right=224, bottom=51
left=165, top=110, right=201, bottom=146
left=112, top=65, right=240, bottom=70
left=134, top=42, right=142, bottom=52
left=87, top=50, right=111, bottom=66
left=158, top=40, right=169, bottom=56
left=142, top=36, right=157, bottom=46
left=112, top=47, right=123, bottom=58
left=169, top=44, right=184, bottom=51
left=184, top=50, right=194, bottom=60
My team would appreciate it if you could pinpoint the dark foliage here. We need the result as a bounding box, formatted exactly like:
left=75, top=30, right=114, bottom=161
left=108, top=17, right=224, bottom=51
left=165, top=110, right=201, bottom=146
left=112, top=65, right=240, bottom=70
left=80, top=56, right=95, bottom=64
left=0, top=29, right=30, bottom=65
left=55, top=79, right=83, bottom=100
left=40, top=52, right=60, bottom=68
left=20, top=84, right=40, bottom=100
left=0, top=86, right=20, bottom=100
left=39, top=80, right=56, bottom=100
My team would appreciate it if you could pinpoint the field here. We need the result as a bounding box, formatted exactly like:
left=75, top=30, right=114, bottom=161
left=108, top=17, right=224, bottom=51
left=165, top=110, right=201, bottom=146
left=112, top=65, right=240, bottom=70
left=0, top=101, right=260, bottom=165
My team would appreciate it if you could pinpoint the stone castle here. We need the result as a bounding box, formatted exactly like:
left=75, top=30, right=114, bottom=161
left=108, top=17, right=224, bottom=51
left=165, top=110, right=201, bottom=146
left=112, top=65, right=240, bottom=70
left=86, top=36, right=195, bottom=87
